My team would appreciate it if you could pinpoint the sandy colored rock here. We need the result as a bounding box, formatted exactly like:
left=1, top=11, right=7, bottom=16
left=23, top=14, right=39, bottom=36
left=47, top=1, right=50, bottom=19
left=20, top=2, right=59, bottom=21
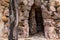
left=2, top=16, right=8, bottom=22
left=50, top=6, right=56, bottom=11
left=5, top=0, right=9, bottom=3
left=44, top=19, right=58, bottom=38
left=1, top=0, right=9, bottom=7
left=57, top=7, right=60, bottom=13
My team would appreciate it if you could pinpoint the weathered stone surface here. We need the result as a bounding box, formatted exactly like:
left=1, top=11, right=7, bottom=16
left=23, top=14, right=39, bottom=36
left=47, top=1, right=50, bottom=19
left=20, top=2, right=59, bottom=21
left=49, top=6, right=56, bottom=11
left=57, top=7, right=60, bottom=13
left=44, top=19, right=58, bottom=38
left=29, top=6, right=37, bottom=34
left=0, top=0, right=60, bottom=39
left=0, top=11, right=4, bottom=38
left=0, top=0, right=9, bottom=38
left=41, top=4, right=52, bottom=19
left=18, top=0, right=34, bottom=38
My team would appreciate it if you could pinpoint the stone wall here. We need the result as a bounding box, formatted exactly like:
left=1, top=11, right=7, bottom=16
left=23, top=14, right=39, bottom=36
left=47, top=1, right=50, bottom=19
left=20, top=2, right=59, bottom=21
left=41, top=0, right=60, bottom=39
left=0, top=0, right=60, bottom=39
left=0, top=0, right=34, bottom=38
left=0, top=0, right=9, bottom=38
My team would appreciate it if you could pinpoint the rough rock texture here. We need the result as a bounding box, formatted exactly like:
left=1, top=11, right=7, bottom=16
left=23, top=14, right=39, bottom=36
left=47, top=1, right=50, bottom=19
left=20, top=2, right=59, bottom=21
left=0, top=0, right=60, bottom=39
left=18, top=0, right=34, bottom=37
left=0, top=0, right=34, bottom=38
left=29, top=5, right=37, bottom=34
left=41, top=0, right=60, bottom=39
left=0, top=0, right=9, bottom=38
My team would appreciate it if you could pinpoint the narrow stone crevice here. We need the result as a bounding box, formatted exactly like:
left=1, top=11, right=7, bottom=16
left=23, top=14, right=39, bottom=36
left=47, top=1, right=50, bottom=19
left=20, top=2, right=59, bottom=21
left=28, top=4, right=44, bottom=36
left=35, top=7, right=44, bottom=33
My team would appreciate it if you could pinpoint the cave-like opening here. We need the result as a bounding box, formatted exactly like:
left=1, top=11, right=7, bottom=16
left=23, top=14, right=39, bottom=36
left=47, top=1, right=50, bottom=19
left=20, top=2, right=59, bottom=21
left=35, top=7, right=44, bottom=33
left=29, top=5, right=44, bottom=37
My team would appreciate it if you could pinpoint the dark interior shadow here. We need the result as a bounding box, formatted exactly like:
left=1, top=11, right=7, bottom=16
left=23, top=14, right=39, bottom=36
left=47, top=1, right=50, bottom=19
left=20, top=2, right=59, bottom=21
left=35, top=7, right=44, bottom=33
left=29, top=4, right=44, bottom=35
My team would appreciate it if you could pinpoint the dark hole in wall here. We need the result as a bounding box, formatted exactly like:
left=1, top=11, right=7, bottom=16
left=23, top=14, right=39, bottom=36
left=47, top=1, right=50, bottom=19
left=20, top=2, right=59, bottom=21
left=35, top=7, right=44, bottom=33
left=28, top=4, right=44, bottom=35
